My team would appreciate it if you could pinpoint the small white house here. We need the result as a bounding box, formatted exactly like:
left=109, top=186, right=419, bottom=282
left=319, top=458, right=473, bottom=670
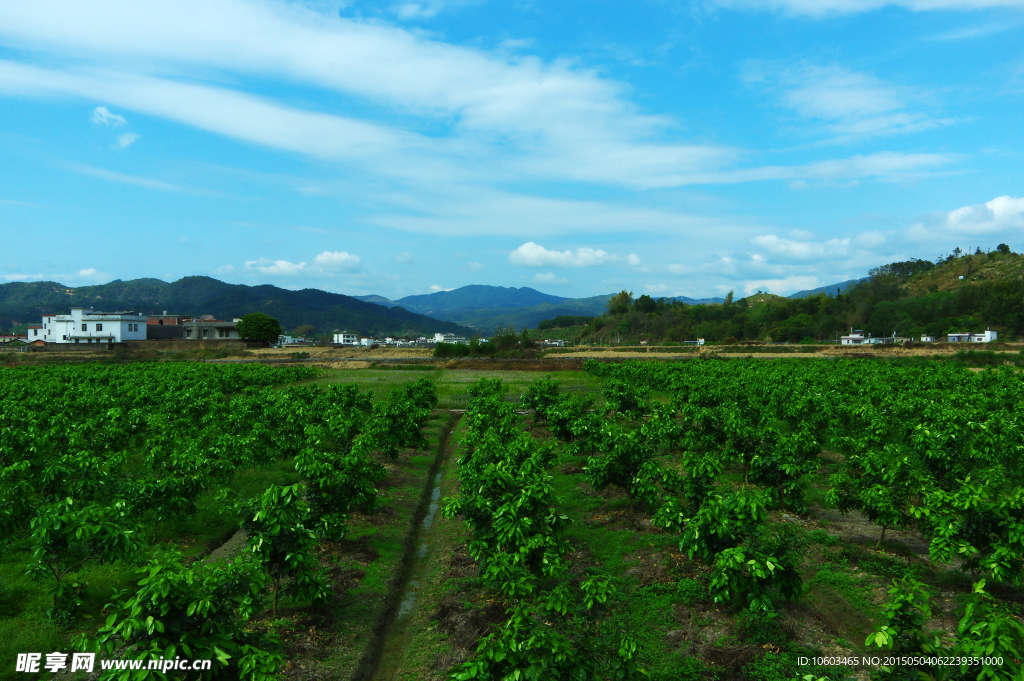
left=971, top=329, right=998, bottom=343
left=841, top=330, right=866, bottom=345
left=333, top=331, right=358, bottom=346
left=920, top=336, right=935, bottom=342
left=42, top=308, right=148, bottom=344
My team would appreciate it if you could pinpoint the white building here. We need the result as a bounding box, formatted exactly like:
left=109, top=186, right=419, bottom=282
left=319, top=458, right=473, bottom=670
left=433, top=332, right=466, bottom=344
left=42, top=308, right=148, bottom=344
left=333, top=331, right=358, bottom=345
left=948, top=329, right=998, bottom=343
left=841, top=330, right=898, bottom=345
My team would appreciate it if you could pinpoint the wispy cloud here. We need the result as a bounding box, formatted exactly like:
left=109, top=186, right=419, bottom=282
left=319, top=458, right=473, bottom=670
left=313, top=250, right=361, bottom=270
left=750, top=234, right=851, bottom=259
left=64, top=163, right=185, bottom=191
left=245, top=257, right=306, bottom=275
left=743, top=62, right=952, bottom=143
left=91, top=105, right=125, bottom=125
left=534, top=272, right=570, bottom=285
left=115, top=132, right=140, bottom=148
left=509, top=242, right=639, bottom=268
left=710, top=0, right=1024, bottom=18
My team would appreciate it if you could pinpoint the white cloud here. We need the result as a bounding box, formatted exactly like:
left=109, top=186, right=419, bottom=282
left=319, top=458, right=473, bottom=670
left=534, top=272, right=570, bottom=286
left=509, top=242, right=631, bottom=267
left=215, top=264, right=235, bottom=274
left=115, top=132, right=140, bottom=148
left=395, top=252, right=413, bottom=263
left=743, top=62, right=951, bottom=142
left=741, top=275, right=820, bottom=296
left=855, top=231, right=887, bottom=247
left=468, top=261, right=482, bottom=271
left=0, top=2, right=736, bottom=189
left=91, top=105, right=125, bottom=126
left=2, top=273, right=45, bottom=281
left=245, top=257, right=306, bottom=275
left=391, top=0, right=470, bottom=19
left=626, top=254, right=641, bottom=266
left=429, top=284, right=454, bottom=292
left=313, top=250, right=361, bottom=269
left=711, top=0, right=1024, bottom=17
left=668, top=264, right=691, bottom=275
left=64, top=162, right=192, bottom=192
left=645, top=283, right=669, bottom=292
left=910, top=195, right=1024, bottom=236
left=77, top=268, right=98, bottom=277
left=751, top=234, right=851, bottom=259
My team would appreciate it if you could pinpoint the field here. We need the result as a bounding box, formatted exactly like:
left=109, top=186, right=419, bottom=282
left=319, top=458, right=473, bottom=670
left=1, top=358, right=1022, bottom=681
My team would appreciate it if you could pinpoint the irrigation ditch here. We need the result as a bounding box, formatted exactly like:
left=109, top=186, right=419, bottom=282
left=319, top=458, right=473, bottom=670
left=353, top=410, right=462, bottom=681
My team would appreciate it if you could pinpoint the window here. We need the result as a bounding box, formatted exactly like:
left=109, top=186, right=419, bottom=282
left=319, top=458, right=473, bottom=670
left=33, top=329, right=38, bottom=336
left=82, top=324, right=87, bottom=332
left=202, top=329, right=209, bottom=338
left=185, top=329, right=192, bottom=338
left=96, top=323, right=103, bottom=332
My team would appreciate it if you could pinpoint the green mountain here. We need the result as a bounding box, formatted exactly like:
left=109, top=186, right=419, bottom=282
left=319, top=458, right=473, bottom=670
left=0, top=277, right=473, bottom=337
left=395, top=285, right=568, bottom=315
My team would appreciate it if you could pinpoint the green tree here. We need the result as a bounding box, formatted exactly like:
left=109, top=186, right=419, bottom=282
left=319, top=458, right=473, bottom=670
left=75, top=550, right=283, bottom=680
left=997, top=243, right=1011, bottom=254
left=235, top=313, right=283, bottom=344
left=29, top=499, right=137, bottom=624
left=292, top=324, right=317, bottom=337
left=242, top=484, right=330, bottom=617
left=607, top=290, right=633, bottom=315
left=634, top=294, right=657, bottom=314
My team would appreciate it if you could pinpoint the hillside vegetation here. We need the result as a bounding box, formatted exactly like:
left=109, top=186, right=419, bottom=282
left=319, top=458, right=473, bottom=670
left=574, top=247, right=1024, bottom=344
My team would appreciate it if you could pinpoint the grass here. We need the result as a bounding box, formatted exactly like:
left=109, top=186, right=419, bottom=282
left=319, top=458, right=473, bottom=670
left=310, top=367, right=603, bottom=408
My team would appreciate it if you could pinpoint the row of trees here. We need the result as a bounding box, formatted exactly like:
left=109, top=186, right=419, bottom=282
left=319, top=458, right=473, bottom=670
left=581, top=359, right=1024, bottom=680
left=3, top=363, right=440, bottom=678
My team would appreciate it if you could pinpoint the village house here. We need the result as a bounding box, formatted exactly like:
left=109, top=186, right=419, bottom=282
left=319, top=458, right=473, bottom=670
left=42, top=308, right=148, bottom=344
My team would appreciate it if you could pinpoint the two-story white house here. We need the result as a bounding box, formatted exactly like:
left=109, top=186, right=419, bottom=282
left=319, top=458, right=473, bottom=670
left=433, top=332, right=466, bottom=344
left=333, top=331, right=358, bottom=345
left=42, top=308, right=148, bottom=344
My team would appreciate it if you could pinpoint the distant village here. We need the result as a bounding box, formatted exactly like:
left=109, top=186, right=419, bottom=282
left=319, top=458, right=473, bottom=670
left=0, top=307, right=568, bottom=350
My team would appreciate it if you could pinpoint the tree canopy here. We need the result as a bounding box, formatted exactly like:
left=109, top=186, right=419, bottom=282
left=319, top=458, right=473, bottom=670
left=236, top=313, right=283, bottom=344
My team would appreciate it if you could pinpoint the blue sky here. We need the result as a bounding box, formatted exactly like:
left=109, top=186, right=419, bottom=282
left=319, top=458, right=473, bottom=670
left=1, top=0, right=1023, bottom=300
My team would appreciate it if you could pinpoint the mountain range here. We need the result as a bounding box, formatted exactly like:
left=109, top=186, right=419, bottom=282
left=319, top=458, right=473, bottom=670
left=354, top=287, right=727, bottom=331
left=0, top=277, right=472, bottom=337
left=2, top=276, right=863, bottom=336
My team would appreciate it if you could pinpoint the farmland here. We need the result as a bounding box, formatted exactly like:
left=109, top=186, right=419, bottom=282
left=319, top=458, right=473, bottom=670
left=1, top=359, right=1023, bottom=681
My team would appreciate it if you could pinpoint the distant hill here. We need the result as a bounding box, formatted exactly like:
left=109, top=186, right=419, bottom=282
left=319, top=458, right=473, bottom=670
left=354, top=294, right=398, bottom=308
left=448, top=294, right=613, bottom=332
left=788, top=278, right=868, bottom=299
left=0, top=277, right=472, bottom=337
left=395, top=285, right=568, bottom=316
left=672, top=295, right=726, bottom=305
